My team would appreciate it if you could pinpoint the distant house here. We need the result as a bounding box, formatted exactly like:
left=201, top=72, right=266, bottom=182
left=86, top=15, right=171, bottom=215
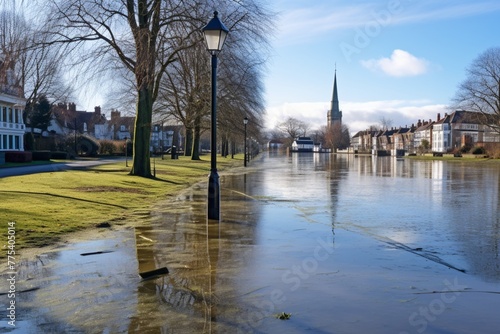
left=107, top=110, right=135, bottom=140
left=268, top=139, right=284, bottom=150
left=49, top=103, right=107, bottom=137
left=392, top=126, right=415, bottom=156
left=0, top=58, right=26, bottom=153
left=291, top=137, right=314, bottom=152
left=0, top=92, right=25, bottom=152
left=150, top=124, right=183, bottom=153
left=432, top=110, right=500, bottom=153
left=413, top=119, right=434, bottom=153
left=372, top=128, right=397, bottom=155
left=351, top=130, right=376, bottom=153
left=350, top=110, right=500, bottom=156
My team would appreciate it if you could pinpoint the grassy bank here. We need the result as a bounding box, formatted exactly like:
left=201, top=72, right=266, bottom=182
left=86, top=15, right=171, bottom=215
left=405, top=154, right=499, bottom=162
left=1, top=155, right=244, bottom=252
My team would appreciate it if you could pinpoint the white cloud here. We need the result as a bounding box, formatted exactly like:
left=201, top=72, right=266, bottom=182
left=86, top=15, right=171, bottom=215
left=361, top=50, right=429, bottom=77
left=265, top=100, right=448, bottom=135
left=265, top=102, right=329, bottom=130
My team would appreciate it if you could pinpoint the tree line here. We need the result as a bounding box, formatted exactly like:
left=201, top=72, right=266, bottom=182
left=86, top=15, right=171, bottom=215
left=2, top=1, right=500, bottom=174
left=1, top=0, right=275, bottom=177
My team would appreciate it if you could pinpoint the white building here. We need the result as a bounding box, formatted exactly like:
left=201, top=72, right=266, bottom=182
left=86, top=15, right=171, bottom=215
left=432, top=110, right=499, bottom=153
left=291, top=137, right=315, bottom=152
left=0, top=92, right=26, bottom=151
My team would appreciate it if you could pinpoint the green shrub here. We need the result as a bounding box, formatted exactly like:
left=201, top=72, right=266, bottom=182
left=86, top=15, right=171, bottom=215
left=471, top=146, right=485, bottom=155
left=98, top=140, right=116, bottom=155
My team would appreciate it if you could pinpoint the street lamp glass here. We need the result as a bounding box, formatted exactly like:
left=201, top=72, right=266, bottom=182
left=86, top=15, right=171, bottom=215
left=243, top=117, right=248, bottom=125
left=202, top=11, right=229, bottom=52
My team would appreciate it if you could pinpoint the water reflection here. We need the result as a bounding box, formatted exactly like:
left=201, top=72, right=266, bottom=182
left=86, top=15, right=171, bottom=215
left=3, top=153, right=500, bottom=334
left=335, top=155, right=500, bottom=281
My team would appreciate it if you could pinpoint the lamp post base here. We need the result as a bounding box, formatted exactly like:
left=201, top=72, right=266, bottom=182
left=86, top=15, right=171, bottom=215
left=207, top=169, right=220, bottom=220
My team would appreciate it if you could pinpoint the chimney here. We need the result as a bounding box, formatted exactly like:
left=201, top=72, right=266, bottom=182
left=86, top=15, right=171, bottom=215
left=94, top=106, right=101, bottom=116
left=111, top=110, right=121, bottom=120
left=437, top=113, right=441, bottom=121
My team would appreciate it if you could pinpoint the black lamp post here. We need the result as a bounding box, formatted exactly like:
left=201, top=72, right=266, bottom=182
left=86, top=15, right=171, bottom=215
left=125, top=137, right=129, bottom=167
left=203, top=11, right=229, bottom=220
left=243, top=117, right=248, bottom=167
left=74, top=118, right=77, bottom=156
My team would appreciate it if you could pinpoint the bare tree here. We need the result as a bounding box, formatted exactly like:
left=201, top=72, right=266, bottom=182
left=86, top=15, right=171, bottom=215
left=453, top=47, right=500, bottom=134
left=156, top=30, right=210, bottom=160
left=379, top=116, right=393, bottom=131
left=43, top=0, right=274, bottom=175
left=44, top=0, right=202, bottom=177
left=155, top=1, right=274, bottom=160
left=217, top=50, right=267, bottom=158
left=277, top=117, right=310, bottom=145
left=325, top=123, right=350, bottom=150
left=312, top=126, right=327, bottom=145
left=1, top=9, right=73, bottom=126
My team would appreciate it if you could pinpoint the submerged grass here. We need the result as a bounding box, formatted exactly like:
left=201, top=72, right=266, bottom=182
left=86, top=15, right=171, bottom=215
left=0, top=155, right=244, bottom=252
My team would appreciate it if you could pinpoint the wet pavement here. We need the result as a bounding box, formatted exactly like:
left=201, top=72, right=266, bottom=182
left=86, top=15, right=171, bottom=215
left=1, top=153, right=500, bottom=333
left=0, top=158, right=125, bottom=178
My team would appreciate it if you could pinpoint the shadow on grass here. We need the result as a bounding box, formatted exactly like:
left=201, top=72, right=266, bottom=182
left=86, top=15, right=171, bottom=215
left=0, top=190, right=128, bottom=209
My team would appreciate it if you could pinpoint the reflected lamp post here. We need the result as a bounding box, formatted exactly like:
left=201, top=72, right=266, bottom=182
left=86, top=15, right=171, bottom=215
left=202, top=11, right=229, bottom=220
left=243, top=117, right=248, bottom=167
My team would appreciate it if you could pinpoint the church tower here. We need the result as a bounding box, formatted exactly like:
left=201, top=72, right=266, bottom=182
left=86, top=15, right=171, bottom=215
left=327, top=69, right=342, bottom=128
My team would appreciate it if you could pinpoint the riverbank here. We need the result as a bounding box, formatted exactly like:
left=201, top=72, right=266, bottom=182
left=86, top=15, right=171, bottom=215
left=0, top=155, right=244, bottom=252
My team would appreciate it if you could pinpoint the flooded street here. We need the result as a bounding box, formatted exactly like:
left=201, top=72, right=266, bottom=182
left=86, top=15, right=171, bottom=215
left=2, top=153, right=500, bottom=333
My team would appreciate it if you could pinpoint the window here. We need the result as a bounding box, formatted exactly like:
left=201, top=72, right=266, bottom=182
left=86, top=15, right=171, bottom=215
left=15, top=136, right=20, bottom=149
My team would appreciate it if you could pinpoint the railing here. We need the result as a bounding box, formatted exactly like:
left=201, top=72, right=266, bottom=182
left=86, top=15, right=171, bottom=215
left=0, top=122, right=24, bottom=130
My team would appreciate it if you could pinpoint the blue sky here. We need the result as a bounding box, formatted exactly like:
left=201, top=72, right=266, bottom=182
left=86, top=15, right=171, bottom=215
left=264, top=0, right=500, bottom=134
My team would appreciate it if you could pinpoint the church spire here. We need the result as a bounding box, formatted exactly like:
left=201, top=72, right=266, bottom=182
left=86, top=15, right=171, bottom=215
left=328, top=68, right=342, bottom=127
left=331, top=69, right=339, bottom=117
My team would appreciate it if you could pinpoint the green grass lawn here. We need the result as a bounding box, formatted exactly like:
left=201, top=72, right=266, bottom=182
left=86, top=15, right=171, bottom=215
left=405, top=154, right=498, bottom=162
left=0, top=155, right=244, bottom=252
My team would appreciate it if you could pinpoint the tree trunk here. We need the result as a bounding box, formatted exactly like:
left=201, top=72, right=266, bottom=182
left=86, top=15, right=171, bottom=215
left=191, top=123, right=201, bottom=160
left=184, top=127, right=193, bottom=156
left=220, top=135, right=228, bottom=157
left=130, top=87, right=152, bottom=177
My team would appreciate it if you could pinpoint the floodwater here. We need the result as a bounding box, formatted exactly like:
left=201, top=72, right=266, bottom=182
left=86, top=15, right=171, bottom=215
left=2, top=153, right=500, bottom=333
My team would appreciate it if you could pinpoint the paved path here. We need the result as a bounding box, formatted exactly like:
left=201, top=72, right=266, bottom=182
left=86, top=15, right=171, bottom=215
left=0, top=158, right=125, bottom=178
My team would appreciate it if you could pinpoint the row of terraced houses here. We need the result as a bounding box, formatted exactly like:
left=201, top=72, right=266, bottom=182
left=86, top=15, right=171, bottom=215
left=350, top=111, right=500, bottom=156
left=1, top=57, right=182, bottom=161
